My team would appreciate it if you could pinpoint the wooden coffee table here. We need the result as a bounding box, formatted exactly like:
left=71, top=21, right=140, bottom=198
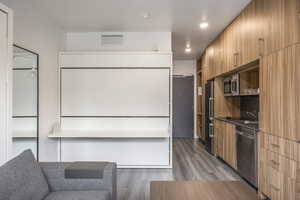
left=150, top=181, right=258, bottom=200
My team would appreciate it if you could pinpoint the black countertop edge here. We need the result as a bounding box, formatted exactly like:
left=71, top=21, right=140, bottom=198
left=214, top=117, right=260, bottom=132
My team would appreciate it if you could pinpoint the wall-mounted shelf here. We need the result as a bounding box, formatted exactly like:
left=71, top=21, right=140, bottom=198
left=48, top=129, right=170, bottom=139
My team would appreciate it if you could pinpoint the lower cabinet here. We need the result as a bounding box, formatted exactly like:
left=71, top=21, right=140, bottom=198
left=259, top=132, right=300, bottom=200
left=215, top=120, right=237, bottom=170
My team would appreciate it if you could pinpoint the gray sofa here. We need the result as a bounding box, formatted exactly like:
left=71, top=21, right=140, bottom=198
left=0, top=150, right=117, bottom=200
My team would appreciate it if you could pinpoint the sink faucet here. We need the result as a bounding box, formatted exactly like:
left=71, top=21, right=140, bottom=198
left=246, top=112, right=257, bottom=120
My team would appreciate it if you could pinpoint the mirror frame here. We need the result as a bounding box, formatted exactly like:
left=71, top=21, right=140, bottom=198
left=13, top=44, right=39, bottom=161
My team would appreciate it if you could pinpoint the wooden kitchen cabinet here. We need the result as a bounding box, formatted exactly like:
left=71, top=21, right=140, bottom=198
left=260, top=47, right=284, bottom=138
left=212, top=37, right=224, bottom=77
left=224, top=122, right=237, bottom=170
left=259, top=146, right=299, bottom=200
left=223, top=24, right=236, bottom=73
left=214, top=120, right=225, bottom=158
left=201, top=51, right=209, bottom=84
left=259, top=0, right=300, bottom=56
left=259, top=133, right=298, bottom=161
left=260, top=0, right=284, bottom=56
left=240, top=1, right=261, bottom=65
left=260, top=44, right=300, bottom=141
left=206, top=45, right=215, bottom=80
left=283, top=0, right=300, bottom=47
left=214, top=120, right=237, bottom=170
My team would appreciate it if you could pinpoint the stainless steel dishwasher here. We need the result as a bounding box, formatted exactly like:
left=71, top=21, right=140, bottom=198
left=236, top=126, right=258, bottom=187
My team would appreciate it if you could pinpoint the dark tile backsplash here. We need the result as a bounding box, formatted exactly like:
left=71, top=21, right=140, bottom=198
left=240, top=96, right=259, bottom=120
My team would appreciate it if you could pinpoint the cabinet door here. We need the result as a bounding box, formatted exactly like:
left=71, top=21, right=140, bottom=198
left=260, top=44, right=300, bottom=141
left=233, top=15, right=243, bottom=67
left=214, top=120, right=224, bottom=158
left=213, top=37, right=224, bottom=77
left=263, top=0, right=284, bottom=56
left=259, top=0, right=300, bottom=56
left=283, top=45, right=299, bottom=141
left=223, top=25, right=236, bottom=72
left=206, top=45, right=215, bottom=80
left=224, top=122, right=237, bottom=170
left=283, top=0, right=300, bottom=48
left=260, top=50, right=284, bottom=137
left=201, top=52, right=209, bottom=84
left=240, top=1, right=261, bottom=65
left=255, top=0, right=268, bottom=57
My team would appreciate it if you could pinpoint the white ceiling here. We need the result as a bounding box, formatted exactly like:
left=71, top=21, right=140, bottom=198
left=32, top=0, right=250, bottom=59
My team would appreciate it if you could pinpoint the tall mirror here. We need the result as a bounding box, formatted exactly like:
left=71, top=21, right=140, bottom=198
left=12, top=45, right=39, bottom=159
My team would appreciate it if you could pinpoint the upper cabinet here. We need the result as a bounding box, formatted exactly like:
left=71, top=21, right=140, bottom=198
left=261, top=0, right=300, bottom=55
left=240, top=1, right=261, bottom=64
left=223, top=21, right=237, bottom=72
left=201, top=0, right=300, bottom=77
left=283, top=0, right=300, bottom=47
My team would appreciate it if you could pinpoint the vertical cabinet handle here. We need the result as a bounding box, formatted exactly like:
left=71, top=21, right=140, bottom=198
left=258, top=38, right=264, bottom=57
left=234, top=53, right=239, bottom=67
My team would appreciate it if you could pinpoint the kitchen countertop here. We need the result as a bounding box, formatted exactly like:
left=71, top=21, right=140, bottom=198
left=214, top=117, right=259, bottom=131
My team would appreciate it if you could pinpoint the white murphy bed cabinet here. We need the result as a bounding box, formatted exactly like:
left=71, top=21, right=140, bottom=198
left=0, top=3, right=13, bottom=165
left=50, top=52, right=173, bottom=168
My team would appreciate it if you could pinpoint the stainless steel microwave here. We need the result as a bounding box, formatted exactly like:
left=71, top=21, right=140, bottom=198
left=224, top=74, right=239, bottom=95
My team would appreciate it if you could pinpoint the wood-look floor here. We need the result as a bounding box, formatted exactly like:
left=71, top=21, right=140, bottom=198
left=117, top=139, right=242, bottom=200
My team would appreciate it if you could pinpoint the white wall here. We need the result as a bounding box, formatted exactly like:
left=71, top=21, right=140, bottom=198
left=173, top=60, right=196, bottom=76
left=63, top=32, right=172, bottom=52
left=173, top=59, right=198, bottom=138
left=1, top=0, right=62, bottom=161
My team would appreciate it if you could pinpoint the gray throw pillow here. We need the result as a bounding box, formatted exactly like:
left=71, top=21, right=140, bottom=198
left=0, top=150, right=50, bottom=200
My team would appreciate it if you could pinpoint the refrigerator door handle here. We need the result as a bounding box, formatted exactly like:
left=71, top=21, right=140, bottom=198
left=209, top=97, right=214, bottom=119
left=209, top=123, right=214, bottom=138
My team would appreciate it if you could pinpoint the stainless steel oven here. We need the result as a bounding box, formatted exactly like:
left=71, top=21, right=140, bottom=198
left=236, top=126, right=257, bottom=187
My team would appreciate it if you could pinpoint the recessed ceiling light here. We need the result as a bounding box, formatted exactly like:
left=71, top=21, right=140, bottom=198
left=185, top=43, right=192, bottom=53
left=185, top=47, right=192, bottom=53
left=200, top=22, right=209, bottom=29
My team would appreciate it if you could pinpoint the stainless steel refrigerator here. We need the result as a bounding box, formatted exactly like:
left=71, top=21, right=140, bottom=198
left=205, top=80, right=214, bottom=154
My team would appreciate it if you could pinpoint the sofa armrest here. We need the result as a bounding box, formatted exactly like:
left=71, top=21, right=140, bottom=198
left=39, top=162, right=117, bottom=200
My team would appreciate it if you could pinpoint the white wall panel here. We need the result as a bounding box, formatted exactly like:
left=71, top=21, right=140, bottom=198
left=61, top=139, right=170, bottom=167
left=64, top=32, right=172, bottom=52
left=12, top=139, right=37, bottom=158
left=13, top=54, right=37, bottom=68
left=61, top=69, right=170, bottom=116
left=12, top=118, right=37, bottom=137
left=60, top=53, right=172, bottom=68
left=13, top=70, right=37, bottom=116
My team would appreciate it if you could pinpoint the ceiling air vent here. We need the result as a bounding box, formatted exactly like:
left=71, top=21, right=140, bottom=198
left=101, top=34, right=124, bottom=46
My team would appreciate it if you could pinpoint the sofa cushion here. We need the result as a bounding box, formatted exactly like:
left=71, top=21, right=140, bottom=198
left=0, top=150, right=50, bottom=200
left=44, top=191, right=110, bottom=200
